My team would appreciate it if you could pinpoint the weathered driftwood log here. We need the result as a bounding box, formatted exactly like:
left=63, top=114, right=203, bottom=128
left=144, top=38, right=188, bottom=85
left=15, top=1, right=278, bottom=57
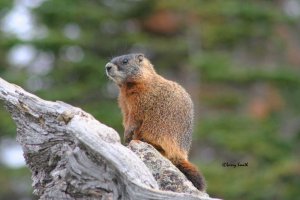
left=0, top=77, right=218, bottom=200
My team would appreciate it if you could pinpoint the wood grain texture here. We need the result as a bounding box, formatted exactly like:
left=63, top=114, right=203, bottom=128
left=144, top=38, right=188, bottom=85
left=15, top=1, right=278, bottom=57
left=0, top=78, right=219, bottom=200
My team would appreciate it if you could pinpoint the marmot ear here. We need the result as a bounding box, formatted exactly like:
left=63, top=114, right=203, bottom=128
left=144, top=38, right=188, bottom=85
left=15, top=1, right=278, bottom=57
left=137, top=54, right=144, bottom=62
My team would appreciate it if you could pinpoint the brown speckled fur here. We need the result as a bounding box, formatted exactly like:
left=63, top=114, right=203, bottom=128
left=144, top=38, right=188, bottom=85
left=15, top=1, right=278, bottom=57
left=105, top=53, right=206, bottom=191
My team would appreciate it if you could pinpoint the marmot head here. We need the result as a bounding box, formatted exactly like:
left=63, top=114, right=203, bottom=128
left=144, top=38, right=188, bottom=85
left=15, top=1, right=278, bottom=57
left=105, top=53, right=155, bottom=86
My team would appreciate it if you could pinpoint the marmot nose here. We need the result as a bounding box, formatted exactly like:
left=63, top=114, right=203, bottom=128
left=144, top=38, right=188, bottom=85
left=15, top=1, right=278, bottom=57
left=105, top=63, right=112, bottom=72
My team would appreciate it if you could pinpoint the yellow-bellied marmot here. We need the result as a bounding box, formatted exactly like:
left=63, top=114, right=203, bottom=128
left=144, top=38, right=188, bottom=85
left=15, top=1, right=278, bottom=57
left=105, top=53, right=206, bottom=191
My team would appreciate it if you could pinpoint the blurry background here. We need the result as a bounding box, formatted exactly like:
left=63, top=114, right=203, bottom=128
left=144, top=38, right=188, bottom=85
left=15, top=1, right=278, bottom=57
left=0, top=0, right=300, bottom=199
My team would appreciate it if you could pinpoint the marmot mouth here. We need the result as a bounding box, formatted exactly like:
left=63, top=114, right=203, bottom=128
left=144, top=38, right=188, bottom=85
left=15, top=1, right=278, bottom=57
left=106, top=72, right=123, bottom=84
left=106, top=72, right=116, bottom=81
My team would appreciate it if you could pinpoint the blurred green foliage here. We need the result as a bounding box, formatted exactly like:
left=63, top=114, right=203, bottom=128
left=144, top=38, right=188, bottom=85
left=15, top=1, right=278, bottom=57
left=0, top=0, right=299, bottom=199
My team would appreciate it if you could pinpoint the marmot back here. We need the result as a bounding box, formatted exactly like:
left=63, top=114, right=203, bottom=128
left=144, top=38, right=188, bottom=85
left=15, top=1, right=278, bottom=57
left=105, top=53, right=206, bottom=191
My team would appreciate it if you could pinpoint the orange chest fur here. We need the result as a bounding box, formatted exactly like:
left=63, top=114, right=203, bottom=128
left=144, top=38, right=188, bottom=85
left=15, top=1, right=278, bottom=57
left=119, top=83, right=148, bottom=111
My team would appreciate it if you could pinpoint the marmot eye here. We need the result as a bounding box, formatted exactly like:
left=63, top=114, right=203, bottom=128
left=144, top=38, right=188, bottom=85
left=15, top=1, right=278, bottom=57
left=122, top=59, right=128, bottom=64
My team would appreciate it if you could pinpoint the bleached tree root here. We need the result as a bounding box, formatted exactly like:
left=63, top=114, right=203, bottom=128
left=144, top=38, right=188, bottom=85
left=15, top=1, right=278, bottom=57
left=0, top=77, right=219, bottom=200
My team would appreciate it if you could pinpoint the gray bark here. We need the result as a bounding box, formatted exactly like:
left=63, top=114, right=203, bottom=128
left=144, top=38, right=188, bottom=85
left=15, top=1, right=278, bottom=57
left=0, top=77, right=219, bottom=200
